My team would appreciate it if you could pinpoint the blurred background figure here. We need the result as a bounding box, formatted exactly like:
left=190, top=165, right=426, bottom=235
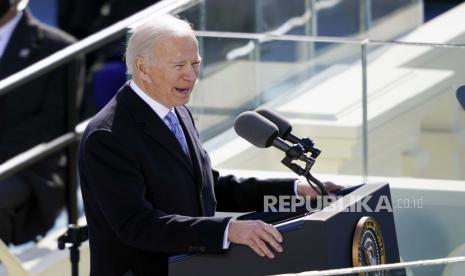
left=57, top=0, right=159, bottom=118
left=0, top=0, right=83, bottom=245
left=58, top=0, right=157, bottom=64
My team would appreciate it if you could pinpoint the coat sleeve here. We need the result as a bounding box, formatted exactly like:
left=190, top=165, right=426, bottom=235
left=213, top=169, right=296, bottom=212
left=79, top=129, right=231, bottom=254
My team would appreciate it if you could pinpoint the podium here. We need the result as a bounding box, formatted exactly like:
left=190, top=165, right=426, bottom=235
left=169, top=183, right=403, bottom=275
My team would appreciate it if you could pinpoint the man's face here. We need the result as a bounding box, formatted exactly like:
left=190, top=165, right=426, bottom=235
left=141, top=33, right=201, bottom=108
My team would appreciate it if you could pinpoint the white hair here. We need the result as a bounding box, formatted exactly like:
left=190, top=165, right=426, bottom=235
left=125, top=14, right=194, bottom=75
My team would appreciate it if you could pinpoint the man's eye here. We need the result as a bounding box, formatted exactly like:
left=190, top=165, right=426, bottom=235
left=174, top=64, right=183, bottom=68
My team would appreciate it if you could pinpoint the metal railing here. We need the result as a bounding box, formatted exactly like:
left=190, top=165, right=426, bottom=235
left=273, top=256, right=465, bottom=276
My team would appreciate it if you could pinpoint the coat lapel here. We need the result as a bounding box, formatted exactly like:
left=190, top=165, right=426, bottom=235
left=118, top=85, right=195, bottom=177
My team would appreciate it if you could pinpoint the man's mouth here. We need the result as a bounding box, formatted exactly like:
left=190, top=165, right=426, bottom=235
left=175, top=87, right=190, bottom=94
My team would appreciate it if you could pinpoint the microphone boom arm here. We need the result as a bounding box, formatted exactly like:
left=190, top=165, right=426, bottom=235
left=279, top=144, right=328, bottom=195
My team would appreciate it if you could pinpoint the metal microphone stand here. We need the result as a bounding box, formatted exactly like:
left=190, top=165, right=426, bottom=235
left=58, top=224, right=89, bottom=276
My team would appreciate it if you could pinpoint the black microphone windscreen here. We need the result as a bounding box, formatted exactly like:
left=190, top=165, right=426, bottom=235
left=255, top=108, right=292, bottom=138
left=457, top=85, right=465, bottom=110
left=234, top=111, right=279, bottom=148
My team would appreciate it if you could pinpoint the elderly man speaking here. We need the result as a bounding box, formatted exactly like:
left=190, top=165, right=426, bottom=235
left=78, top=14, right=338, bottom=275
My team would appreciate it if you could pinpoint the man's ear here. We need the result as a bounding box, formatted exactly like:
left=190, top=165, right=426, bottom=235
left=135, top=57, right=151, bottom=83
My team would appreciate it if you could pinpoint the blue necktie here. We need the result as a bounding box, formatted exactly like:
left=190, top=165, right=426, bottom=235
left=165, top=110, right=191, bottom=159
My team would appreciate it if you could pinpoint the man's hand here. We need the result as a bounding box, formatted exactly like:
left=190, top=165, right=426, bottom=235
left=296, top=180, right=343, bottom=198
left=227, top=220, right=283, bottom=259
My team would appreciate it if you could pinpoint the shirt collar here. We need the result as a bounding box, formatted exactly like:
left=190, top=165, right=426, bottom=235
left=0, top=11, right=23, bottom=58
left=129, top=80, right=173, bottom=121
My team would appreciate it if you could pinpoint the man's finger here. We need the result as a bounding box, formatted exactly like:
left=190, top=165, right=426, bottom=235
left=324, top=181, right=343, bottom=192
left=248, top=240, right=266, bottom=257
left=263, top=223, right=283, bottom=243
left=260, top=229, right=283, bottom=253
left=253, top=237, right=275, bottom=259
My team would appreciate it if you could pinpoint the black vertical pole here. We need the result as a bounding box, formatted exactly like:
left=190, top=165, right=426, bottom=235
left=65, top=57, right=83, bottom=225
left=64, top=55, right=85, bottom=276
left=66, top=143, right=78, bottom=224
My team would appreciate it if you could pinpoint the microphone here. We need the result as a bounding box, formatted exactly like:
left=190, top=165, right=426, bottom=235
left=255, top=108, right=321, bottom=157
left=254, top=108, right=292, bottom=137
left=234, top=111, right=328, bottom=196
left=457, top=85, right=465, bottom=110
left=234, top=111, right=312, bottom=163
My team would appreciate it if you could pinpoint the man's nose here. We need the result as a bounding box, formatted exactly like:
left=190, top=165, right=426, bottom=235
left=183, top=66, right=197, bottom=82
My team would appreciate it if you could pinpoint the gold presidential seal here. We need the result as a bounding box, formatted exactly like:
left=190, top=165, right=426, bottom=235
left=352, top=216, right=386, bottom=276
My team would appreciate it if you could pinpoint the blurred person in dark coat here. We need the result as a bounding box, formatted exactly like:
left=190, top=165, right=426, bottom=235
left=0, top=0, right=83, bottom=245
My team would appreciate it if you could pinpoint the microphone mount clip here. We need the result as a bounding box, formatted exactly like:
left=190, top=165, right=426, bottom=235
left=280, top=143, right=328, bottom=196
left=281, top=144, right=315, bottom=176
left=299, top=137, right=321, bottom=158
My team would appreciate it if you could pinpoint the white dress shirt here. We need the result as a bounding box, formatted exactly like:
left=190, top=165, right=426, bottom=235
left=129, top=80, right=232, bottom=249
left=0, top=12, right=23, bottom=59
left=130, top=80, right=173, bottom=127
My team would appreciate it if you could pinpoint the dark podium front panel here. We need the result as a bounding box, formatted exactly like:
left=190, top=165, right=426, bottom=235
left=169, top=183, right=403, bottom=276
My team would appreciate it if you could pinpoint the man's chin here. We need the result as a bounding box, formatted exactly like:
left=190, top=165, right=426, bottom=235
left=174, top=95, right=191, bottom=107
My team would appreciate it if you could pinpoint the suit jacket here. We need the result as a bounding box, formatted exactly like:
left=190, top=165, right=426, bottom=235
left=0, top=10, right=83, bottom=244
left=78, top=83, right=296, bottom=275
